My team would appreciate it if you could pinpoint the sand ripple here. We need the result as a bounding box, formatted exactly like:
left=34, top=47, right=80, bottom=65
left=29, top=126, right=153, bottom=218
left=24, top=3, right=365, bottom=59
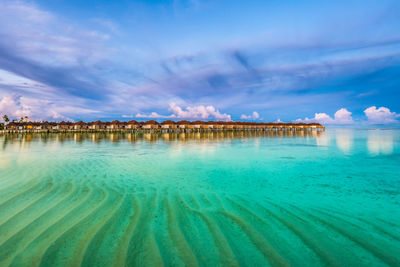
left=0, top=160, right=399, bottom=267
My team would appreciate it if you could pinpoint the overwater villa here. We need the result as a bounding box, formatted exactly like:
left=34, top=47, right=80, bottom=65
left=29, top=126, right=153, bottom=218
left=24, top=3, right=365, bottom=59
left=161, top=120, right=177, bottom=129
left=2, top=120, right=324, bottom=133
left=73, top=121, right=87, bottom=130
left=127, top=120, right=140, bottom=129
left=143, top=120, right=160, bottom=129
left=176, top=120, right=191, bottom=129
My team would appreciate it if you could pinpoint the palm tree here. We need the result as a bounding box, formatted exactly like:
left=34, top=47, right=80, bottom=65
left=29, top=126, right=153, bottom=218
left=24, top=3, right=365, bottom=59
left=2, top=115, right=9, bottom=124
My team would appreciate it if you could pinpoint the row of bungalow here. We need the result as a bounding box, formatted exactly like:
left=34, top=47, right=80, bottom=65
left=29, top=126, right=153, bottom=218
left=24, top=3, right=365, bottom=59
left=3, top=120, right=325, bottom=132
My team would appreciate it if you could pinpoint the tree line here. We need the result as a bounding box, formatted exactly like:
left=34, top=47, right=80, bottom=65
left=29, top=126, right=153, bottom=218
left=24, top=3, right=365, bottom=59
left=1, top=115, right=29, bottom=130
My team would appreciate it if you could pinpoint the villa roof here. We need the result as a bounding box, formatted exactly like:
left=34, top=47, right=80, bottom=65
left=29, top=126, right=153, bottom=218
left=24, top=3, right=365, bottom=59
left=176, top=120, right=190, bottom=125
left=59, top=121, right=73, bottom=125
left=144, top=120, right=159, bottom=125
left=161, top=120, right=176, bottom=125
left=127, top=120, right=139, bottom=125
left=191, top=120, right=205, bottom=124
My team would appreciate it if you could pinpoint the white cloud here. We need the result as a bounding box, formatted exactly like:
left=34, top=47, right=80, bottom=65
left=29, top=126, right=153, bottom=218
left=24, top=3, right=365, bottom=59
left=314, top=113, right=335, bottom=124
left=169, top=103, right=232, bottom=121
left=134, top=103, right=232, bottom=121
left=121, top=114, right=134, bottom=118
left=333, top=108, right=354, bottom=124
left=240, top=111, right=260, bottom=120
left=0, top=94, right=31, bottom=119
left=364, top=106, right=400, bottom=124
left=135, top=112, right=173, bottom=119
left=0, top=94, right=71, bottom=122
left=295, top=108, right=353, bottom=124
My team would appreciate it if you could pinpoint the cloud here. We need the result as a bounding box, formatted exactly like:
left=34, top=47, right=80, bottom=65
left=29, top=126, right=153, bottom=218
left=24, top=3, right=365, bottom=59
left=121, top=115, right=134, bottom=118
left=0, top=94, right=31, bottom=119
left=169, top=103, right=232, bottom=121
left=0, top=1, right=112, bottom=101
left=333, top=108, right=354, bottom=124
left=134, top=103, right=232, bottom=121
left=0, top=94, right=72, bottom=122
left=135, top=112, right=173, bottom=119
left=295, top=108, right=353, bottom=124
left=125, top=39, right=400, bottom=123
left=240, top=111, right=260, bottom=120
left=364, top=106, right=400, bottom=124
left=0, top=1, right=399, bottom=123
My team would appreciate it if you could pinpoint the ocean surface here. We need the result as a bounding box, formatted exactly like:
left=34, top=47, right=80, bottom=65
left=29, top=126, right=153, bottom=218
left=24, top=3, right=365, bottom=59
left=0, top=130, right=399, bottom=267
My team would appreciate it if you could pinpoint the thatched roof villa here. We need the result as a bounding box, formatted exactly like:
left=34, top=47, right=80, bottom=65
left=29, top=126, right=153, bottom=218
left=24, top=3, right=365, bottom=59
left=191, top=120, right=204, bottom=129
left=161, top=120, right=177, bottom=129
left=176, top=120, right=191, bottom=129
left=74, top=121, right=87, bottom=130
left=127, top=120, right=140, bottom=129
left=108, top=120, right=123, bottom=130
left=88, top=120, right=102, bottom=130
left=2, top=120, right=324, bottom=132
left=143, top=120, right=160, bottom=129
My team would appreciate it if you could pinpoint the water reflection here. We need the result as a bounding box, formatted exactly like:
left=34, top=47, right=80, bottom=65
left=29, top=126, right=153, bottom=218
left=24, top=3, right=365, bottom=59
left=316, top=132, right=331, bottom=147
left=336, top=131, right=354, bottom=153
left=0, top=130, right=324, bottom=150
left=367, top=131, right=394, bottom=155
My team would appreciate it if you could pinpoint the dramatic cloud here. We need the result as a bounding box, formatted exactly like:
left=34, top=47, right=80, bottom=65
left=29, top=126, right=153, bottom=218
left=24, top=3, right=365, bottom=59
left=0, top=94, right=31, bottom=119
left=240, top=111, right=260, bottom=120
left=295, top=108, right=354, bottom=124
left=133, top=103, right=232, bottom=121
left=364, top=106, right=400, bottom=124
left=0, top=1, right=112, bottom=102
left=0, top=1, right=399, bottom=123
left=0, top=94, right=72, bottom=122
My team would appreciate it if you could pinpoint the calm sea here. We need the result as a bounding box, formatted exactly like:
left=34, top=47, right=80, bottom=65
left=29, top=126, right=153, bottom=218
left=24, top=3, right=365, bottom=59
left=0, top=130, right=399, bottom=266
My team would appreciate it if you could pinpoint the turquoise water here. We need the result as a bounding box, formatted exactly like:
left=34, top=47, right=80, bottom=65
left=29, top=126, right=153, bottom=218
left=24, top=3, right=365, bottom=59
left=0, top=130, right=399, bottom=266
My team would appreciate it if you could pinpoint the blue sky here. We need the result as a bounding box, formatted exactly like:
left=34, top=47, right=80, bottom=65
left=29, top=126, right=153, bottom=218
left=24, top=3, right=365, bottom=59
left=0, top=0, right=399, bottom=126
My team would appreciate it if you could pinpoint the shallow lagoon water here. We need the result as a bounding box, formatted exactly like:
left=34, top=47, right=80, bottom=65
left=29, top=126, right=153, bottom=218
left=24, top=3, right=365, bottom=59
left=0, top=130, right=399, bottom=266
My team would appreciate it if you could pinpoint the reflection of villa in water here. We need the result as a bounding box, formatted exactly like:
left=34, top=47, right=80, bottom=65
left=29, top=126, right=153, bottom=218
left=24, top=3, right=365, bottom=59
left=0, top=130, right=326, bottom=147
left=3, top=120, right=324, bottom=133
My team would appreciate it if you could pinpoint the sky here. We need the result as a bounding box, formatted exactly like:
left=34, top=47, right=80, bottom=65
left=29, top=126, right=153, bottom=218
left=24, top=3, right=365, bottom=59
left=0, top=0, right=400, bottom=127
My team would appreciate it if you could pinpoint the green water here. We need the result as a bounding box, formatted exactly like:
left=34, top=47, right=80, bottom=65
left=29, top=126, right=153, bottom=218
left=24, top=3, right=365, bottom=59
left=0, top=130, right=399, bottom=267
